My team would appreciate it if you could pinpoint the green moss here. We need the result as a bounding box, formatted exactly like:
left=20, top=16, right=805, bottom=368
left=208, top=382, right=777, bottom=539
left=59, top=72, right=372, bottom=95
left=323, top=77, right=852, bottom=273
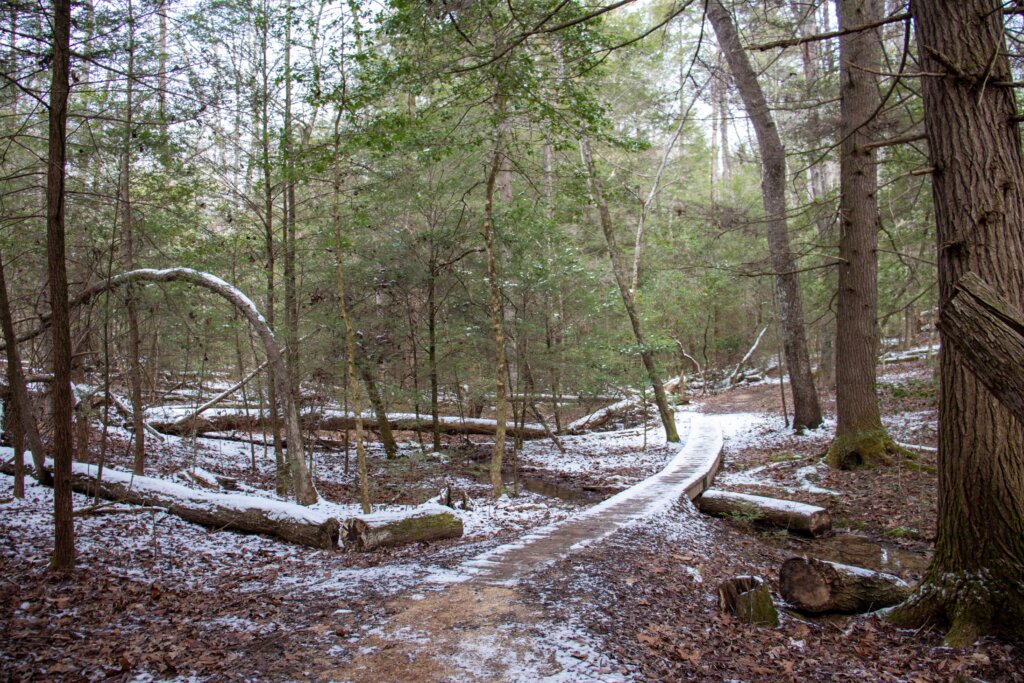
left=391, top=511, right=462, bottom=538
left=769, top=452, right=801, bottom=463
left=825, top=429, right=914, bottom=470
left=727, top=503, right=764, bottom=526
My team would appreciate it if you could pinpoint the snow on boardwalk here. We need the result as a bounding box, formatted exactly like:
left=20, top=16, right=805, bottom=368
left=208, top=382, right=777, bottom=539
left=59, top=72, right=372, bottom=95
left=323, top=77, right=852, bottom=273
left=459, top=413, right=724, bottom=585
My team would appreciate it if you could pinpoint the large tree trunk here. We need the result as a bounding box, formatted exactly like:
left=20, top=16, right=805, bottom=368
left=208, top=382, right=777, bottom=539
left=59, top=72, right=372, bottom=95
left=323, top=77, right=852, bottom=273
left=696, top=489, right=832, bottom=536
left=45, top=0, right=75, bottom=570
left=580, top=136, right=680, bottom=443
left=707, top=0, right=822, bottom=431
left=151, top=408, right=549, bottom=440
left=889, top=0, right=1024, bottom=644
left=341, top=508, right=463, bottom=552
left=826, top=0, right=900, bottom=469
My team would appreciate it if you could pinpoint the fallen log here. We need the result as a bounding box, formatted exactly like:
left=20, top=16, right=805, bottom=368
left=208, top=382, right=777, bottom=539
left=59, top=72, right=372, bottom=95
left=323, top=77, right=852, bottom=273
left=176, top=467, right=223, bottom=490
left=341, top=505, right=463, bottom=551
left=150, top=409, right=549, bottom=440
left=564, top=374, right=691, bottom=435
left=0, top=460, right=339, bottom=549
left=717, top=575, right=779, bottom=626
left=779, top=557, right=911, bottom=614
left=727, top=325, right=769, bottom=386
left=696, top=489, right=831, bottom=536
left=563, top=394, right=638, bottom=434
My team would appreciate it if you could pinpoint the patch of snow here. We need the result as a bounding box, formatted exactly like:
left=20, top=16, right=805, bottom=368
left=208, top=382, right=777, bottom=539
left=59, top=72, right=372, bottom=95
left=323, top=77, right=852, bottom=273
left=701, top=489, right=827, bottom=515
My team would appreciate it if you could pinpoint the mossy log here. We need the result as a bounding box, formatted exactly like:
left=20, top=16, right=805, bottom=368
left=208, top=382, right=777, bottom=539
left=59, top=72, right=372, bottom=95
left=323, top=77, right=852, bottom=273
left=717, top=575, right=779, bottom=626
left=1, top=460, right=339, bottom=549
left=780, top=557, right=911, bottom=614
left=696, top=489, right=831, bottom=536
left=341, top=506, right=463, bottom=551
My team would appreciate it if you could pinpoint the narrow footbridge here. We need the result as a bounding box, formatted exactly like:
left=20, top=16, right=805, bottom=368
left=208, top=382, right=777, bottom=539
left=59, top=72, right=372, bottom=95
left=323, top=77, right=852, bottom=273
left=460, top=413, right=725, bottom=585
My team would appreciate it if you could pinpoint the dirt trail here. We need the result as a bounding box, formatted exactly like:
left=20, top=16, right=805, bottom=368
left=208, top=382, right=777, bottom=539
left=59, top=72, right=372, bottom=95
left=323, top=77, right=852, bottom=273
left=335, top=413, right=724, bottom=682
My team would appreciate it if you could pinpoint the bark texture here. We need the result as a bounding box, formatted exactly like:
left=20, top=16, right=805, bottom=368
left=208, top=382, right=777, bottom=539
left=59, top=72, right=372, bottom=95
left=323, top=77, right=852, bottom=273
left=780, top=557, right=910, bottom=614
left=45, top=0, right=75, bottom=570
left=717, top=576, right=778, bottom=626
left=341, top=509, right=463, bottom=551
left=707, top=0, right=822, bottom=431
left=939, top=272, right=1024, bottom=425
left=889, top=0, right=1024, bottom=644
left=827, top=0, right=899, bottom=469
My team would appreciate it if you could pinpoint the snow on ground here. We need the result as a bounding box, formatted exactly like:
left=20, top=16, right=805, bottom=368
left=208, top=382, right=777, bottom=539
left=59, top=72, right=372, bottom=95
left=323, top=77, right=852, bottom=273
left=519, top=407, right=693, bottom=485
left=879, top=343, right=939, bottom=364
left=709, top=410, right=836, bottom=453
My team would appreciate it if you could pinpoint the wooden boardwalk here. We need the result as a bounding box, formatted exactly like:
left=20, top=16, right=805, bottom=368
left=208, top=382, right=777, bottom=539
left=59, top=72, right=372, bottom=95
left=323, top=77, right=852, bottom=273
left=461, top=413, right=724, bottom=585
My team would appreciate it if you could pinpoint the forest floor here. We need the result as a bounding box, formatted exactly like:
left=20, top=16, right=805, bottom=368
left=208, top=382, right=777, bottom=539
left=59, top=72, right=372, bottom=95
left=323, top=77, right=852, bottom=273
left=2, top=358, right=1022, bottom=681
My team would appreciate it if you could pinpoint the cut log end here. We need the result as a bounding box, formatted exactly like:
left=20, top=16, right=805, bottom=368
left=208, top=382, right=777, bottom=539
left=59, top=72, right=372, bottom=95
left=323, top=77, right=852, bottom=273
left=341, top=509, right=463, bottom=552
left=779, top=557, right=911, bottom=614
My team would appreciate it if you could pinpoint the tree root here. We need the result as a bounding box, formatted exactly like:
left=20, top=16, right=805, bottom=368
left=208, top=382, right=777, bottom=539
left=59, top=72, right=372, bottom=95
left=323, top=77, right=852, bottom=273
left=888, top=571, right=1024, bottom=646
left=825, top=429, right=913, bottom=470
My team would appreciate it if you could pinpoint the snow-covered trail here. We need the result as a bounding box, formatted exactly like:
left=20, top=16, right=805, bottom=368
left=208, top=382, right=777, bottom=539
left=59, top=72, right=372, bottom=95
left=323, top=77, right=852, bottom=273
left=458, top=412, right=723, bottom=585
left=337, top=412, right=725, bottom=682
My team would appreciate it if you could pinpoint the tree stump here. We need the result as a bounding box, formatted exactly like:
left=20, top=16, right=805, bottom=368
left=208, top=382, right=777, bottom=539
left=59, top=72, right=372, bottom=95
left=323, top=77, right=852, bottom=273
left=434, top=483, right=473, bottom=511
left=717, top=575, right=779, bottom=626
left=779, top=557, right=911, bottom=614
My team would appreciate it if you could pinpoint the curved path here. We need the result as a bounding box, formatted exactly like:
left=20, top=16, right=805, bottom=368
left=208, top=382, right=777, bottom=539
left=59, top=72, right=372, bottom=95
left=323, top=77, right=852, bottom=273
left=337, top=412, right=725, bottom=682
left=460, top=412, right=723, bottom=585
